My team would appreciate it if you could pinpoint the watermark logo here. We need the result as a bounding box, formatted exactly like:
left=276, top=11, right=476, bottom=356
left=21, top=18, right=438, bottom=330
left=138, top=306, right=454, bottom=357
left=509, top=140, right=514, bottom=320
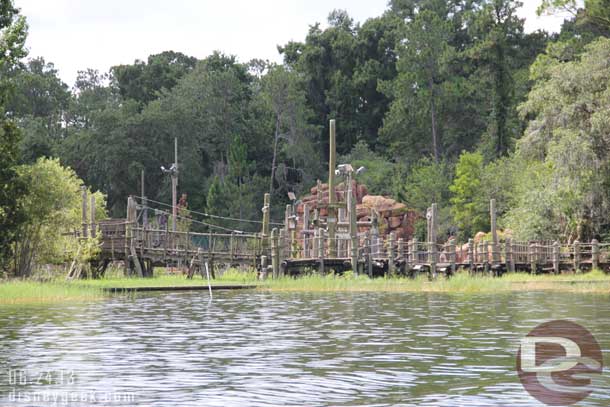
left=517, top=320, right=603, bottom=406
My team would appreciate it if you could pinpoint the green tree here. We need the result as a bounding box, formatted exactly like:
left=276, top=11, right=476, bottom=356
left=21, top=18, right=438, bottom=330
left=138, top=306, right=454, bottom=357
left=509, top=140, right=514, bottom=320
left=381, top=8, right=455, bottom=163
left=395, top=157, right=453, bottom=238
left=111, top=51, right=197, bottom=107
left=0, top=0, right=27, bottom=271
left=280, top=10, right=402, bottom=153
left=339, top=141, right=398, bottom=196
left=466, top=0, right=526, bottom=157
left=512, top=37, right=610, bottom=240
left=260, top=64, right=320, bottom=197
left=6, top=57, right=70, bottom=161
left=13, top=158, right=106, bottom=276
left=449, top=151, right=488, bottom=238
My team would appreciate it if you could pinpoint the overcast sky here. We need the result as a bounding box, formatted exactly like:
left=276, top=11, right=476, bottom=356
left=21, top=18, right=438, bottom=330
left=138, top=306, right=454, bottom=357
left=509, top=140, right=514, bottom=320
left=15, top=0, right=567, bottom=86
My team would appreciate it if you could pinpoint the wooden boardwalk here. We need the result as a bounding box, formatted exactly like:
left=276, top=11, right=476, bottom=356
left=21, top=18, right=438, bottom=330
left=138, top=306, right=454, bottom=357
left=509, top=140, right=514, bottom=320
left=82, top=195, right=610, bottom=280
left=88, top=197, right=610, bottom=280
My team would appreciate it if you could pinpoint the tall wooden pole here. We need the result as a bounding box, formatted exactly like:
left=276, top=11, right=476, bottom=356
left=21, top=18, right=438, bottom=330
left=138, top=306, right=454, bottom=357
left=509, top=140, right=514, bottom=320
left=141, top=169, right=148, bottom=227
left=328, top=119, right=337, bottom=257
left=490, top=199, right=498, bottom=264
left=348, top=172, right=358, bottom=274
left=262, top=193, right=270, bottom=241
left=172, top=137, right=178, bottom=232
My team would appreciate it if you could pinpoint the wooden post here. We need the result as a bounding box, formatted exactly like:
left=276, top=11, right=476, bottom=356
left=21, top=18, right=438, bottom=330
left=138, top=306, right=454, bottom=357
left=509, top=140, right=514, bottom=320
left=505, top=238, right=514, bottom=273
left=553, top=241, right=560, bottom=274
left=428, top=203, right=438, bottom=265
left=573, top=240, right=581, bottom=273
left=484, top=241, right=490, bottom=275
left=261, top=193, right=271, bottom=255
left=328, top=119, right=337, bottom=258
left=285, top=204, right=291, bottom=235
left=366, top=232, right=373, bottom=277
left=271, top=228, right=279, bottom=279
left=313, top=228, right=319, bottom=261
left=592, top=239, right=600, bottom=271
left=279, top=229, right=286, bottom=276
left=398, top=238, right=406, bottom=275
left=317, top=228, right=325, bottom=274
left=468, top=238, right=474, bottom=274
left=348, top=183, right=358, bottom=275
left=89, top=194, right=96, bottom=238
left=141, top=169, right=148, bottom=228
left=81, top=186, right=88, bottom=238
left=230, top=233, right=235, bottom=263
left=449, top=238, right=456, bottom=275
left=303, top=203, right=310, bottom=258
left=260, top=255, right=268, bottom=280
left=388, top=232, right=396, bottom=277
left=490, top=199, right=499, bottom=264
left=529, top=243, right=537, bottom=275
left=171, top=137, right=178, bottom=233
left=411, top=238, right=418, bottom=266
left=429, top=204, right=438, bottom=278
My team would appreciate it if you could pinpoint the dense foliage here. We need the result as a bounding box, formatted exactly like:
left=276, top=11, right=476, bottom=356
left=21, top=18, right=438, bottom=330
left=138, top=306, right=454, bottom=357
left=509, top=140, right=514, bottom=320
left=1, top=0, right=609, bottom=276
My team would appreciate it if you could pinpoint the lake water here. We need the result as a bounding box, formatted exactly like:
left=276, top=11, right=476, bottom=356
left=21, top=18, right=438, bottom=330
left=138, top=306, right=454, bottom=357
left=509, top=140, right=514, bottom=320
left=1, top=291, right=609, bottom=406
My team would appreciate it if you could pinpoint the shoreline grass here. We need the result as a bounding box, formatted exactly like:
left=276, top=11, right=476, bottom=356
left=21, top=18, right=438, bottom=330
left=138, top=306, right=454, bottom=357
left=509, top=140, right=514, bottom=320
left=0, top=280, right=105, bottom=305
left=256, top=270, right=610, bottom=294
left=2, top=270, right=610, bottom=304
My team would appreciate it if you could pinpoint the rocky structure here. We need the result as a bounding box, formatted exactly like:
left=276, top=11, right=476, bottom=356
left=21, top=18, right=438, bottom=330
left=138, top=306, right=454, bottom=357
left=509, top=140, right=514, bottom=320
left=296, top=180, right=419, bottom=241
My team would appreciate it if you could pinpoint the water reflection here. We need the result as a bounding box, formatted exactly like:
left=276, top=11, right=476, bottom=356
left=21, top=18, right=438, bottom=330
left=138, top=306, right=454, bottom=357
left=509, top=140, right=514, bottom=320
left=0, top=291, right=609, bottom=406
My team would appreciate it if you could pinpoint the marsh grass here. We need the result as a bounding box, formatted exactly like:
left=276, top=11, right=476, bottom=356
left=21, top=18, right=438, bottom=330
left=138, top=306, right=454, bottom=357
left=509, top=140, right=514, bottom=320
left=257, top=270, right=610, bottom=294
left=0, top=280, right=104, bottom=304
left=77, top=268, right=258, bottom=289
left=3, top=269, right=609, bottom=304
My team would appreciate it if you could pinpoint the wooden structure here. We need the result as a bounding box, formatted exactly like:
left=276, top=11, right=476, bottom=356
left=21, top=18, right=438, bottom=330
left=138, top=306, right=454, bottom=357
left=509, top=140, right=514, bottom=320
left=84, top=119, right=610, bottom=280
left=90, top=197, right=262, bottom=278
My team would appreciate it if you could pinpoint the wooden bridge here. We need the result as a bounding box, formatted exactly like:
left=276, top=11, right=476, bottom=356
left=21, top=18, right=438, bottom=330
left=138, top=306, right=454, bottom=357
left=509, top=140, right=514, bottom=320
left=82, top=196, right=262, bottom=278
left=83, top=193, right=610, bottom=280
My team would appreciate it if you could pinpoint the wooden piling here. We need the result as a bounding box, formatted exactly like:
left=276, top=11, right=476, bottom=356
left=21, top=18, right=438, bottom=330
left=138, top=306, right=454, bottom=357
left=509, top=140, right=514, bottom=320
left=553, top=241, right=560, bottom=274
left=261, top=193, right=271, bottom=254
left=529, top=243, right=537, bottom=275
left=398, top=238, right=406, bottom=274
left=505, top=238, right=514, bottom=273
left=490, top=199, right=499, bottom=264
left=279, top=228, right=286, bottom=276
left=448, top=238, right=456, bottom=275
left=348, top=185, right=358, bottom=275
left=328, top=119, right=337, bottom=258
left=573, top=240, right=581, bottom=273
left=313, top=228, right=319, bottom=261
left=388, top=232, right=396, bottom=276
left=317, top=228, right=325, bottom=274
left=260, top=255, right=268, bottom=280
left=271, top=228, right=279, bottom=279
left=303, top=203, right=310, bottom=258
left=366, top=232, right=372, bottom=277
left=411, top=238, right=418, bottom=265
left=468, top=238, right=474, bottom=274
left=484, top=241, right=490, bottom=275
left=592, top=239, right=600, bottom=270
